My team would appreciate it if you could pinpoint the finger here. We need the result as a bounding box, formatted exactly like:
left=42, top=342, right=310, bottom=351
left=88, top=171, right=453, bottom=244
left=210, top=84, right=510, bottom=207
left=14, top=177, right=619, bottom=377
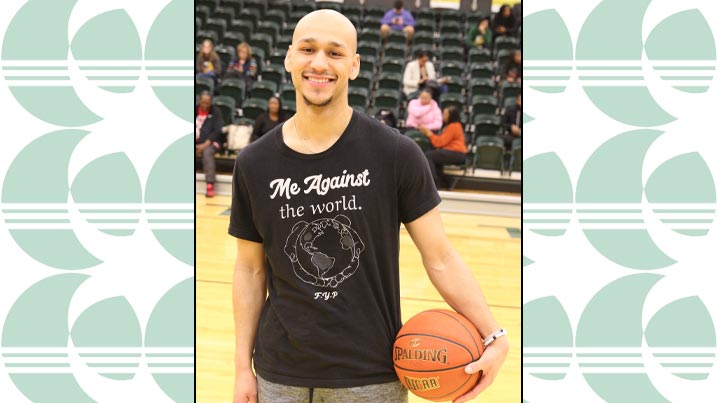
left=453, top=372, right=490, bottom=403
left=464, top=359, right=482, bottom=375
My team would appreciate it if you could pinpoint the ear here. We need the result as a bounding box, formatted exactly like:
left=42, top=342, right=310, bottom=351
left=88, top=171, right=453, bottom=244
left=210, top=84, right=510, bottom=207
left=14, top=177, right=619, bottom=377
left=349, top=54, right=360, bottom=80
left=284, top=45, right=292, bottom=73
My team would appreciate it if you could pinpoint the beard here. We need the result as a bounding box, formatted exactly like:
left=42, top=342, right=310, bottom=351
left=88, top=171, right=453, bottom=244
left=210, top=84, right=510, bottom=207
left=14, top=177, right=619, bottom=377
left=302, top=94, right=333, bottom=108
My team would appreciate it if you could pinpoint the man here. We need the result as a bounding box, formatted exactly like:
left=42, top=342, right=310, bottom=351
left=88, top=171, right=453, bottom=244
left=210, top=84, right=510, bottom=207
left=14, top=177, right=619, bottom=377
left=402, top=49, right=435, bottom=97
left=501, top=93, right=522, bottom=150
left=380, top=0, right=415, bottom=41
left=195, top=91, right=223, bottom=197
left=230, top=10, right=508, bottom=403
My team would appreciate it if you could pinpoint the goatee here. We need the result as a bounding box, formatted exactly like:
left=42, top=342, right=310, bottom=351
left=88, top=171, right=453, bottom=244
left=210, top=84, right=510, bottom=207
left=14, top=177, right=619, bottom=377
left=302, top=95, right=333, bottom=108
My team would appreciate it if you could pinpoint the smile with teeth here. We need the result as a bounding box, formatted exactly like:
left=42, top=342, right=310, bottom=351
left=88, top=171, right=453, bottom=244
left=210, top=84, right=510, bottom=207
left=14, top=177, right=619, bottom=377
left=305, top=75, right=334, bottom=84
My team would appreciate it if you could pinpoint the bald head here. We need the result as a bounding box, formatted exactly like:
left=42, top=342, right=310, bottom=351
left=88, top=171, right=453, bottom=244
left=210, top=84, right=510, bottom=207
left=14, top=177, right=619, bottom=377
left=293, top=10, right=358, bottom=53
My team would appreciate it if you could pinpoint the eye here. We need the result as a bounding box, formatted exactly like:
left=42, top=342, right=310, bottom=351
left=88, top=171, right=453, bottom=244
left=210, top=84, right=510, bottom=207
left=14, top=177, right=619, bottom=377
left=299, top=47, right=314, bottom=54
left=329, top=51, right=343, bottom=57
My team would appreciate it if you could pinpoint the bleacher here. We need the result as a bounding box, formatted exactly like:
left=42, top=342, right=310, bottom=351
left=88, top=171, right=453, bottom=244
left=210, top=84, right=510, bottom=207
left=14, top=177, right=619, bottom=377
left=196, top=0, right=522, bottom=192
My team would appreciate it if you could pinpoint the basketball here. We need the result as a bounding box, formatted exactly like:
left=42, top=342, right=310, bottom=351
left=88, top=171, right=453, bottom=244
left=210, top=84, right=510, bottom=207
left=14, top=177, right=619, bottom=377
left=393, top=309, right=484, bottom=402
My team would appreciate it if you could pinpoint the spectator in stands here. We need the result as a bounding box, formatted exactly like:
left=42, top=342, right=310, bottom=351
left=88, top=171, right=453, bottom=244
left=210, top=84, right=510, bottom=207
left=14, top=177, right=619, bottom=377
left=402, top=49, right=436, bottom=97
left=250, top=96, right=288, bottom=142
left=501, top=94, right=521, bottom=150
left=500, top=50, right=522, bottom=83
left=380, top=0, right=415, bottom=41
left=196, top=38, right=222, bottom=85
left=492, top=5, right=518, bottom=39
left=225, top=42, right=258, bottom=85
left=195, top=91, right=224, bottom=198
left=418, top=106, right=467, bottom=189
left=467, top=17, right=492, bottom=48
left=406, top=90, right=442, bottom=131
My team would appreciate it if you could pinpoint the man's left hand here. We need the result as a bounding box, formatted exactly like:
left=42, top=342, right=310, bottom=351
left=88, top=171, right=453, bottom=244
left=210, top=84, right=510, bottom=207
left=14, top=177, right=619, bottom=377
left=452, top=336, right=509, bottom=403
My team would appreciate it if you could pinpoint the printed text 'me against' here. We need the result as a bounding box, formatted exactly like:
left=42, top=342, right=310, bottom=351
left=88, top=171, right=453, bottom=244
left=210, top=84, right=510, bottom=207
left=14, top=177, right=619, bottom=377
left=269, top=169, right=372, bottom=200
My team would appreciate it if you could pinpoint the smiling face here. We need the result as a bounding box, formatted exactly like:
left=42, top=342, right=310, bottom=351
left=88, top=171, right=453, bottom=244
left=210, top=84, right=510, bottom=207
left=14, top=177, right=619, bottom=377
left=285, top=10, right=359, bottom=109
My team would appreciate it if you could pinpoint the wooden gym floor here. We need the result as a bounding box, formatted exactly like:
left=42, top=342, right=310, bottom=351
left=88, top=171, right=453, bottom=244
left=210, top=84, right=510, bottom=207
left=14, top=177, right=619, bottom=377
left=196, top=194, right=521, bottom=403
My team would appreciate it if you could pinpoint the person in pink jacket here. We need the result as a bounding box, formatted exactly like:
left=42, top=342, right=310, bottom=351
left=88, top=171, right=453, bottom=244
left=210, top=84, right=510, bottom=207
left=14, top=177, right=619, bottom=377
left=405, top=90, right=443, bottom=131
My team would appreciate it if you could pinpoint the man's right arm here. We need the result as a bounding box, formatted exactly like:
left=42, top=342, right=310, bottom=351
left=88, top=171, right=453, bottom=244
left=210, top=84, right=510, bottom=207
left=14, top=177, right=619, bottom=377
left=233, top=238, right=267, bottom=403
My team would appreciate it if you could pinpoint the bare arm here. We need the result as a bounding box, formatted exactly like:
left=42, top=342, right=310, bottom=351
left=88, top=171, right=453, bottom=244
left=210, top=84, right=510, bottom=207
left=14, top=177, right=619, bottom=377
left=233, top=238, right=267, bottom=403
left=405, top=207, right=508, bottom=402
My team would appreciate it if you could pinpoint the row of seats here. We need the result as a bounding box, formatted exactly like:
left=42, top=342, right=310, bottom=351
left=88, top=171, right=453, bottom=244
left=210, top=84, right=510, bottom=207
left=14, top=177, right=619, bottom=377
left=405, top=131, right=522, bottom=175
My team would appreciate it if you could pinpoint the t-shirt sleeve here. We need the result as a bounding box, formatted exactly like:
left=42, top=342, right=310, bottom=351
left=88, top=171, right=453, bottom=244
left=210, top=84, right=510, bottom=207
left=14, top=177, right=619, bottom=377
left=395, top=136, right=441, bottom=223
left=228, top=158, right=263, bottom=242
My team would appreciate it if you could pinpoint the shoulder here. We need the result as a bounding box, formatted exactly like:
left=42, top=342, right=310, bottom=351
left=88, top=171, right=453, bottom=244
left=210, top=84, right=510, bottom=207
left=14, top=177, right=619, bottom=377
left=353, top=110, right=399, bottom=135
left=236, top=123, right=282, bottom=165
left=448, top=122, right=464, bottom=132
left=349, top=110, right=404, bottom=148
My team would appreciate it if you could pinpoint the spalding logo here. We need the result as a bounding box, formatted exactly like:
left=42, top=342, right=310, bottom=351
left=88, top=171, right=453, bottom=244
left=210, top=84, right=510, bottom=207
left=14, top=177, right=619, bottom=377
left=394, top=346, right=448, bottom=364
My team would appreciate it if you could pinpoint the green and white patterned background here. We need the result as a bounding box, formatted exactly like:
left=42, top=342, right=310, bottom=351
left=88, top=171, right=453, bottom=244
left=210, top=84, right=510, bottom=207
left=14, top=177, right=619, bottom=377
left=524, top=0, right=717, bottom=402
left=0, top=0, right=193, bottom=402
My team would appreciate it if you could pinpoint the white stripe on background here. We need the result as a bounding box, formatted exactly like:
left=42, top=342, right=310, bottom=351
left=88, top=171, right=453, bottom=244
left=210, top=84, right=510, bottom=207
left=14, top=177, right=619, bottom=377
left=4, top=81, right=193, bottom=87
left=0, top=203, right=194, bottom=210
left=5, top=367, right=194, bottom=374
left=526, top=80, right=713, bottom=87
left=4, top=224, right=194, bottom=230
left=2, top=357, right=194, bottom=364
left=524, top=60, right=717, bottom=67
left=2, top=213, right=194, bottom=220
left=524, top=203, right=717, bottom=210
left=524, top=348, right=717, bottom=354
left=1, top=60, right=193, bottom=67
left=524, top=69, right=715, bottom=77
left=3, top=70, right=192, bottom=77
left=524, top=356, right=715, bottom=364
left=1, top=348, right=194, bottom=353
left=524, top=223, right=711, bottom=230
left=524, top=213, right=715, bottom=220
left=524, top=367, right=709, bottom=374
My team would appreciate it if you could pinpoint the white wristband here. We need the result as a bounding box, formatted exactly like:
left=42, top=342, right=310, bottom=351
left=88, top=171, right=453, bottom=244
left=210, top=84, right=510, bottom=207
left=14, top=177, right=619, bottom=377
left=482, top=328, right=507, bottom=347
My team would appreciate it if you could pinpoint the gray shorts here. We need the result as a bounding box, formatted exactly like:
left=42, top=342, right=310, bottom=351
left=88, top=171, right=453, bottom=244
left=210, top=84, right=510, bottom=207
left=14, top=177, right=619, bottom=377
left=257, top=375, right=408, bottom=403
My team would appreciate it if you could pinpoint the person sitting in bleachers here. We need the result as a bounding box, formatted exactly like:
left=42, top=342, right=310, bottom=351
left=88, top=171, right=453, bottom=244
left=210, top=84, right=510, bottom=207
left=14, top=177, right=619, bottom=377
left=225, top=42, right=258, bottom=85
left=195, top=91, right=224, bottom=198
left=380, top=0, right=415, bottom=41
left=466, top=17, right=492, bottom=49
left=500, top=50, right=522, bottom=83
left=405, top=90, right=442, bottom=131
left=250, top=96, right=288, bottom=142
left=492, top=5, right=518, bottom=39
left=501, top=94, right=521, bottom=150
left=196, top=38, right=222, bottom=85
left=402, top=50, right=435, bottom=97
left=418, top=106, right=467, bottom=189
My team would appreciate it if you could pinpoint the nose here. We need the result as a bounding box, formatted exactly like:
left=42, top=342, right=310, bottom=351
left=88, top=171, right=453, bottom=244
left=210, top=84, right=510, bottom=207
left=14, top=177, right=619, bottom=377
left=309, top=49, right=329, bottom=73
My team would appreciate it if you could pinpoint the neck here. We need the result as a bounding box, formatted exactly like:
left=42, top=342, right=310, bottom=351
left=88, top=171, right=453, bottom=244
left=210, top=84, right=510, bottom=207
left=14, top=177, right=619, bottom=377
left=283, top=100, right=353, bottom=154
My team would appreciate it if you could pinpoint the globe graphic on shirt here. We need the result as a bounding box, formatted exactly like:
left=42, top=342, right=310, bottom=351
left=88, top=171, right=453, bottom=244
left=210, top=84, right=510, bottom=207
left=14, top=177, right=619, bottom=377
left=284, top=215, right=365, bottom=288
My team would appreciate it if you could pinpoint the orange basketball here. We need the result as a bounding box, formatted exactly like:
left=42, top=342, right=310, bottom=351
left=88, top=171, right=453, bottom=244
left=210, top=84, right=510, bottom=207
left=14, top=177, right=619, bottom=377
left=393, top=309, right=484, bottom=402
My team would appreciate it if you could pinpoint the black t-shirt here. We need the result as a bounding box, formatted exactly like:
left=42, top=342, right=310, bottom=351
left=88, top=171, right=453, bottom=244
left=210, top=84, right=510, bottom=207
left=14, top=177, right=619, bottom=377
left=229, top=110, right=441, bottom=388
